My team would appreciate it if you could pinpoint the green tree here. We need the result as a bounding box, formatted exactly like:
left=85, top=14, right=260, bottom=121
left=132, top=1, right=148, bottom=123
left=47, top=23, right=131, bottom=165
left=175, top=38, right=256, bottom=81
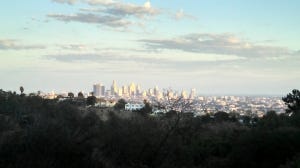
left=257, top=111, right=280, bottom=129
left=20, top=86, right=24, bottom=95
left=78, top=92, right=84, bottom=99
left=114, top=99, right=127, bottom=110
left=86, top=96, right=96, bottom=106
left=282, top=89, right=300, bottom=115
left=68, top=92, right=74, bottom=98
left=138, top=99, right=152, bottom=115
left=56, top=95, right=64, bottom=99
left=214, top=111, right=230, bottom=122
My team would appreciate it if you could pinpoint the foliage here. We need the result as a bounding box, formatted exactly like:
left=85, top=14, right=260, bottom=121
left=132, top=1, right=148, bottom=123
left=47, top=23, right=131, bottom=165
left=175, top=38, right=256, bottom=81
left=68, top=92, right=74, bottom=98
left=0, top=89, right=300, bottom=168
left=19, top=86, right=25, bottom=97
left=214, top=111, right=230, bottom=122
left=77, top=92, right=84, bottom=99
left=136, top=99, right=153, bottom=115
left=86, top=96, right=96, bottom=106
left=282, top=89, right=300, bottom=115
left=114, top=98, right=127, bottom=110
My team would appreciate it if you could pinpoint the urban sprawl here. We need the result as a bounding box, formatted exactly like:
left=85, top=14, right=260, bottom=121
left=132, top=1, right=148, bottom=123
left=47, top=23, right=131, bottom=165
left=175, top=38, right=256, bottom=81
left=42, top=80, right=286, bottom=117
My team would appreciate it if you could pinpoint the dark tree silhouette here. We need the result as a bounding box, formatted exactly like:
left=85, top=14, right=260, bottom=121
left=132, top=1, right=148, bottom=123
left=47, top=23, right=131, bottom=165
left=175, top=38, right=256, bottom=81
left=214, top=111, right=230, bottom=122
left=68, top=92, right=74, bottom=98
left=1, top=89, right=300, bottom=168
left=143, top=99, right=152, bottom=113
left=78, top=92, right=84, bottom=99
left=20, top=86, right=24, bottom=94
left=137, top=99, right=153, bottom=115
left=282, top=89, right=300, bottom=115
left=56, top=95, right=64, bottom=99
left=114, top=99, right=127, bottom=110
left=87, top=96, right=96, bottom=106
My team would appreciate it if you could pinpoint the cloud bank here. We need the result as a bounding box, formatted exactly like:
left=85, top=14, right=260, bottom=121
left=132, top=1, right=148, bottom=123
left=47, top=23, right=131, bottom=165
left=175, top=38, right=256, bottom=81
left=50, top=0, right=159, bottom=28
left=140, top=33, right=295, bottom=58
left=48, top=13, right=131, bottom=27
left=175, top=9, right=196, bottom=20
left=52, top=0, right=77, bottom=5
left=0, top=39, right=46, bottom=50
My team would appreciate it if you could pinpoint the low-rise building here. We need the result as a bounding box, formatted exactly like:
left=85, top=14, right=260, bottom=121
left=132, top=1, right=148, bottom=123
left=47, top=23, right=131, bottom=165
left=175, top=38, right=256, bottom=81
left=125, top=103, right=144, bottom=111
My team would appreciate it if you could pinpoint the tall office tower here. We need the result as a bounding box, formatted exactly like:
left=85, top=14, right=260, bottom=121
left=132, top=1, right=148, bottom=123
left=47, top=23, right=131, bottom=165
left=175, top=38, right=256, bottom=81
left=148, top=88, right=153, bottom=96
left=93, top=83, right=101, bottom=97
left=181, top=90, right=188, bottom=99
left=129, top=82, right=136, bottom=96
left=111, top=80, right=118, bottom=96
left=165, top=89, right=172, bottom=98
left=100, top=85, right=105, bottom=96
left=157, top=91, right=163, bottom=99
left=189, top=88, right=196, bottom=99
left=122, top=85, right=128, bottom=96
left=142, top=90, right=147, bottom=97
left=154, top=86, right=159, bottom=96
left=136, top=84, right=141, bottom=96
left=118, top=88, right=123, bottom=97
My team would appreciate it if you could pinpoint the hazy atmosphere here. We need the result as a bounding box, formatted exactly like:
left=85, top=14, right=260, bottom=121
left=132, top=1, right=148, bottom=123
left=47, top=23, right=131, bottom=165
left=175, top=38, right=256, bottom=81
left=1, top=0, right=299, bottom=95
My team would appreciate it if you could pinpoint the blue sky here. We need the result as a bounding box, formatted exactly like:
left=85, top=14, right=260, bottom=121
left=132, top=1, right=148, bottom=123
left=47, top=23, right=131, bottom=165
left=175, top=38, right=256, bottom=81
left=0, top=0, right=299, bottom=95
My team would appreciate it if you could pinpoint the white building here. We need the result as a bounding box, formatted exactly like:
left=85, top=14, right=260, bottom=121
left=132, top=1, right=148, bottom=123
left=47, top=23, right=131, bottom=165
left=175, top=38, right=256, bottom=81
left=125, top=103, right=145, bottom=111
left=93, top=83, right=105, bottom=97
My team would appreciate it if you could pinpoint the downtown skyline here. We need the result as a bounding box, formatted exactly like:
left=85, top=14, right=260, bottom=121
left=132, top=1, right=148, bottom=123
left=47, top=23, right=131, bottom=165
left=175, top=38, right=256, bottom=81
left=1, top=0, right=300, bottom=95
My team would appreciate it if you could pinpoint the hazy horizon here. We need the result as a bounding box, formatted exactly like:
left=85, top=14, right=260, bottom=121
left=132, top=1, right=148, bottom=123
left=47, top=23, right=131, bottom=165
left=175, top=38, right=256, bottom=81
left=1, top=0, right=299, bottom=95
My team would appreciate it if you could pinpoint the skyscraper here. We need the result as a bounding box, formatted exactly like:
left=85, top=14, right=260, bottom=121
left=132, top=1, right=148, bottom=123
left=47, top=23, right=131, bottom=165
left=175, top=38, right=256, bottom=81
left=93, top=83, right=105, bottom=97
left=136, top=84, right=141, bottom=96
left=189, top=88, right=196, bottom=99
left=129, top=82, right=136, bottom=96
left=111, top=80, right=118, bottom=96
left=122, top=85, right=128, bottom=96
left=154, top=86, right=159, bottom=96
left=93, top=83, right=101, bottom=97
left=181, top=90, right=188, bottom=99
left=100, top=85, right=105, bottom=96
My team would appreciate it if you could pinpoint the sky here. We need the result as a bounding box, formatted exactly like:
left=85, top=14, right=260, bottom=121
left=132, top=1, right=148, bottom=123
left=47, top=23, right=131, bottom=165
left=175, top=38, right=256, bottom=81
left=0, top=0, right=299, bottom=95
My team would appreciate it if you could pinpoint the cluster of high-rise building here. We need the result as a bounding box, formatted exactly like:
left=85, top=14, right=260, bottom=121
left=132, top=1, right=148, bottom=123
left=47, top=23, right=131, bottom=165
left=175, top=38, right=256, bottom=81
left=40, top=80, right=287, bottom=116
left=93, top=80, right=144, bottom=98
left=93, top=80, right=196, bottom=100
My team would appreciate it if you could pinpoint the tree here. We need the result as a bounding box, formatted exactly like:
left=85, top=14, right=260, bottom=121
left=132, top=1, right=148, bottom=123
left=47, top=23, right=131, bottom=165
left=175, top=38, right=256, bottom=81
left=78, top=92, right=84, bottom=99
left=86, top=96, right=96, bottom=106
left=56, top=95, right=64, bottom=99
left=20, top=86, right=24, bottom=95
left=257, top=111, right=280, bottom=129
left=214, top=111, right=230, bottom=122
left=137, top=99, right=153, bottom=115
left=114, top=99, right=127, bottom=110
left=282, top=89, right=300, bottom=115
left=148, top=93, right=196, bottom=167
left=68, top=92, right=74, bottom=98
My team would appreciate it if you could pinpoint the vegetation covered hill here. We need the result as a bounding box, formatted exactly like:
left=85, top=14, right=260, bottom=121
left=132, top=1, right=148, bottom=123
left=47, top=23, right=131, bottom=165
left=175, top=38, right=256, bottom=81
left=0, top=89, right=300, bottom=168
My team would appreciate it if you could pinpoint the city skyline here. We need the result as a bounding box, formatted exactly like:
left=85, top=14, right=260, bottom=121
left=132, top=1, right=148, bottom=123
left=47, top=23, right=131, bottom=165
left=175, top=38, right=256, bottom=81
left=1, top=0, right=299, bottom=95
left=92, top=80, right=196, bottom=99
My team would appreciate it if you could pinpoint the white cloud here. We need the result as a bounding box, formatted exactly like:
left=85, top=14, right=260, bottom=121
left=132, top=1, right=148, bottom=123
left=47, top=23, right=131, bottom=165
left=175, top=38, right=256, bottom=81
left=144, top=1, right=151, bottom=9
left=58, top=44, right=89, bottom=51
left=0, top=39, right=46, bottom=50
left=86, top=0, right=115, bottom=5
left=175, top=9, right=196, bottom=20
left=140, top=33, right=296, bottom=58
left=52, top=0, right=78, bottom=5
left=105, top=2, right=158, bottom=17
left=49, top=0, right=159, bottom=29
left=48, top=13, right=132, bottom=27
left=85, top=0, right=159, bottom=17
